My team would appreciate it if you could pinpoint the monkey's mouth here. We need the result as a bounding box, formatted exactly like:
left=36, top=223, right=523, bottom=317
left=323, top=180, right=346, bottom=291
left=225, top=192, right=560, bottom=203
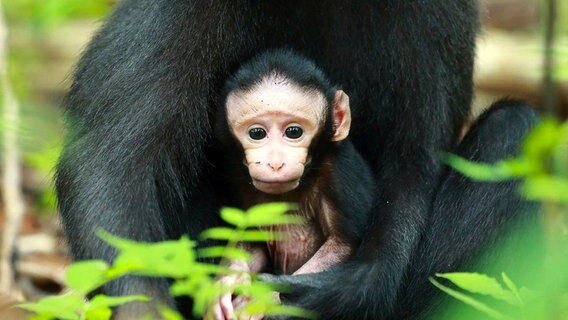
left=253, top=178, right=298, bottom=184
left=251, top=178, right=300, bottom=194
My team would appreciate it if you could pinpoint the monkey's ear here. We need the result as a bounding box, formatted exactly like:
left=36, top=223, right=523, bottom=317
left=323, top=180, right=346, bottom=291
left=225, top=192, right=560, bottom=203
left=332, top=90, right=351, bottom=141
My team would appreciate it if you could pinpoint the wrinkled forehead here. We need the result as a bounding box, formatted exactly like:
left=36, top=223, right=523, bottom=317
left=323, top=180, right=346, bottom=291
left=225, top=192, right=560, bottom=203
left=225, top=75, right=328, bottom=127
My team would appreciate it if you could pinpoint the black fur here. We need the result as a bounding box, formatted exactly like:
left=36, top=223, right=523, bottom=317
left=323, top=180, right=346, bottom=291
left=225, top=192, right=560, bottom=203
left=222, top=49, right=337, bottom=105
left=56, top=1, right=540, bottom=319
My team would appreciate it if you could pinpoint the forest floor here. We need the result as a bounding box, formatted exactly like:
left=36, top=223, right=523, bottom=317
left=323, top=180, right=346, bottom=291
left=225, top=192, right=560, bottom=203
left=0, top=203, right=67, bottom=318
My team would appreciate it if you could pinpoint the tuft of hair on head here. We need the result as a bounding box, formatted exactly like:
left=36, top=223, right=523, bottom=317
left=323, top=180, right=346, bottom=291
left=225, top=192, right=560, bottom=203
left=221, top=48, right=337, bottom=106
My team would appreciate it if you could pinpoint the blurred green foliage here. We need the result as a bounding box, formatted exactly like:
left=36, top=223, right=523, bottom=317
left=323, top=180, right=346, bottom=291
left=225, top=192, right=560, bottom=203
left=431, top=272, right=539, bottom=320
left=446, top=118, right=568, bottom=202
left=559, top=0, right=568, bottom=35
left=555, top=42, right=568, bottom=81
left=19, top=203, right=314, bottom=320
left=4, top=0, right=112, bottom=30
left=554, top=0, right=568, bottom=80
left=2, top=0, right=113, bottom=212
left=439, top=118, right=568, bottom=319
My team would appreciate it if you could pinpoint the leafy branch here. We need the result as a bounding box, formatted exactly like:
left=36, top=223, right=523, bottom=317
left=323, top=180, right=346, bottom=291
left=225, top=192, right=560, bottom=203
left=18, top=203, right=313, bottom=320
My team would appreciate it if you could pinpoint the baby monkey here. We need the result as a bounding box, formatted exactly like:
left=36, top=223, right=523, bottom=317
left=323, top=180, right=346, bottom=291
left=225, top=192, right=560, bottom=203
left=210, top=49, right=375, bottom=319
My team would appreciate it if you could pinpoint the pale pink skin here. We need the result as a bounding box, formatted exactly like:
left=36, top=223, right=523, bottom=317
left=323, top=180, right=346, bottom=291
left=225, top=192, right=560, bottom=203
left=206, top=76, right=351, bottom=320
left=225, top=74, right=350, bottom=195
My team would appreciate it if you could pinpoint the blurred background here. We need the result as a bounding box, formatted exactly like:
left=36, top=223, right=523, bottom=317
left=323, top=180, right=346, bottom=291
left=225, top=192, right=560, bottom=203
left=0, top=0, right=566, bottom=315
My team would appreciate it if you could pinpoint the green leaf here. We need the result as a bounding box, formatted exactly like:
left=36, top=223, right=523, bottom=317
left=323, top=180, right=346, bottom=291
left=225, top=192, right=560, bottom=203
left=188, top=262, right=230, bottom=275
left=188, top=280, right=220, bottom=317
left=263, top=305, right=316, bottom=319
left=96, top=230, right=140, bottom=250
left=501, top=273, right=523, bottom=306
left=89, top=294, right=149, bottom=308
left=444, top=154, right=520, bottom=181
left=241, top=301, right=315, bottom=319
left=251, top=276, right=291, bottom=293
left=435, top=273, right=516, bottom=305
left=159, top=306, right=185, bottom=320
left=235, top=280, right=282, bottom=297
left=107, top=235, right=196, bottom=278
left=245, top=203, right=302, bottom=227
left=519, top=287, right=540, bottom=303
left=170, top=273, right=217, bottom=297
left=522, top=118, right=564, bottom=163
left=220, top=207, right=246, bottom=227
left=555, top=64, right=568, bottom=81
left=522, top=176, right=568, bottom=202
left=499, top=158, right=539, bottom=177
left=200, top=227, right=237, bottom=241
left=197, top=246, right=252, bottom=261
left=552, top=129, right=568, bottom=176
left=430, top=278, right=512, bottom=320
left=83, top=307, right=112, bottom=320
left=445, top=118, right=568, bottom=184
left=18, top=293, right=85, bottom=320
left=239, top=230, right=285, bottom=242
left=64, top=260, right=109, bottom=295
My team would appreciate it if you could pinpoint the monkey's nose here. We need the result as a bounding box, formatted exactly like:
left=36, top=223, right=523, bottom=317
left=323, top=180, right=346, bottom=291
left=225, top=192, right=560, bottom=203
left=268, top=162, right=285, bottom=172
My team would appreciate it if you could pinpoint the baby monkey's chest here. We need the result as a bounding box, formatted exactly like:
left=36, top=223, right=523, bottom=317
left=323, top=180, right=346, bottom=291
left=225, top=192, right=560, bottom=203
left=264, top=218, right=326, bottom=274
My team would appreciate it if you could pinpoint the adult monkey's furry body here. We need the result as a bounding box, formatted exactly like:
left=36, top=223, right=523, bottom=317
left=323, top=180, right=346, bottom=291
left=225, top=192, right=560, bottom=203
left=56, top=1, right=539, bottom=318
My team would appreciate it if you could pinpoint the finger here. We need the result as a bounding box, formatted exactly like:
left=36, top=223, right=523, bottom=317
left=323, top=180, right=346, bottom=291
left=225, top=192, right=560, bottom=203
left=203, top=302, right=224, bottom=320
left=214, top=302, right=225, bottom=320
left=220, top=294, right=235, bottom=320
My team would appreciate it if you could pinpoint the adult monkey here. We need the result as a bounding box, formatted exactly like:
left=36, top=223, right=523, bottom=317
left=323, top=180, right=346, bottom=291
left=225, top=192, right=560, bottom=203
left=56, top=1, right=539, bottom=319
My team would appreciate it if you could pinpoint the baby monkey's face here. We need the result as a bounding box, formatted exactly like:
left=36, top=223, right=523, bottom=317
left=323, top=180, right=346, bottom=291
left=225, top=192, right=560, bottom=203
left=225, top=78, right=351, bottom=195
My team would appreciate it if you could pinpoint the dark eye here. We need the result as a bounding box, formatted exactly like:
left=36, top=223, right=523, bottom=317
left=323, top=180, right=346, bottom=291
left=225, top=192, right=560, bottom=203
left=285, top=126, right=303, bottom=139
left=248, top=128, right=267, bottom=140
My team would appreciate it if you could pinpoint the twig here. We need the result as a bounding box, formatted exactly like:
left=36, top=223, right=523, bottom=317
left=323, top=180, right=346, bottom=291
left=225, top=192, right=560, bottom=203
left=542, top=0, right=557, bottom=115
left=0, top=2, right=26, bottom=295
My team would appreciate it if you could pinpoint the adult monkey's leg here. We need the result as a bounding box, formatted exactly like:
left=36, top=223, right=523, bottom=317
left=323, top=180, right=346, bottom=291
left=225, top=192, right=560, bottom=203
left=392, top=100, right=543, bottom=319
